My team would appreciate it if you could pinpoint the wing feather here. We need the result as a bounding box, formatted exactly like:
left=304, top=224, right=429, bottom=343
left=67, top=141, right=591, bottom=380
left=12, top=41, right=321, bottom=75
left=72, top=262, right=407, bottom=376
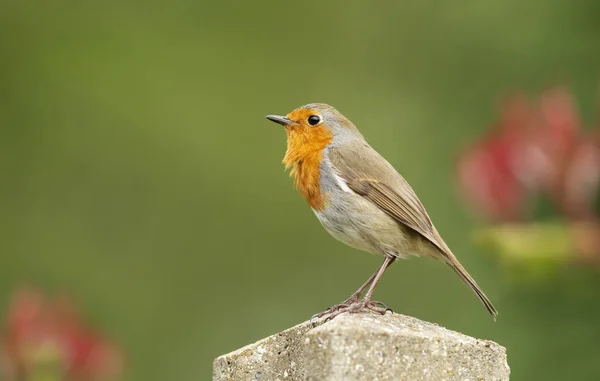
left=328, top=142, right=448, bottom=254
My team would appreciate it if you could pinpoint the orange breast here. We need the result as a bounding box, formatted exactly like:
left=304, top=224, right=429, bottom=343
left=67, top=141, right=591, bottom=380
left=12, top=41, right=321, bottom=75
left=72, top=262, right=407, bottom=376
left=283, top=124, right=333, bottom=210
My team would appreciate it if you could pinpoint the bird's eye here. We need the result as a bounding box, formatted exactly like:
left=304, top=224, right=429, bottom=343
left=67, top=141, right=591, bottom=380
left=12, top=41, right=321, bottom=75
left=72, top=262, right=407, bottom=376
left=308, top=115, right=321, bottom=126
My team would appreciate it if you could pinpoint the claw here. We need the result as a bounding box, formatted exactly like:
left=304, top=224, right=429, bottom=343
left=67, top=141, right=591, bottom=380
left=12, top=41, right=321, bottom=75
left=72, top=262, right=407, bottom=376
left=371, top=301, right=388, bottom=309
left=363, top=301, right=388, bottom=315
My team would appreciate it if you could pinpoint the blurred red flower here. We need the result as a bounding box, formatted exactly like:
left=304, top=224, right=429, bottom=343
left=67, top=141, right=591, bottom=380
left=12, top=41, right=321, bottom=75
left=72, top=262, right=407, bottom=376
left=0, top=287, right=123, bottom=381
left=457, top=88, right=600, bottom=222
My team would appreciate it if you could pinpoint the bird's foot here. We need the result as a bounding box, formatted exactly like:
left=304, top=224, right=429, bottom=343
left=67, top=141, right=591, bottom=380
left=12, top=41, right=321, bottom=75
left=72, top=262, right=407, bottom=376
left=314, top=299, right=392, bottom=322
left=311, top=295, right=361, bottom=320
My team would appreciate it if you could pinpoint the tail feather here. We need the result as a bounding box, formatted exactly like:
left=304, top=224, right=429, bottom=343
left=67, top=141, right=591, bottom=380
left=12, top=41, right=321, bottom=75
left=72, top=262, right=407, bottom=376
left=447, top=259, right=498, bottom=320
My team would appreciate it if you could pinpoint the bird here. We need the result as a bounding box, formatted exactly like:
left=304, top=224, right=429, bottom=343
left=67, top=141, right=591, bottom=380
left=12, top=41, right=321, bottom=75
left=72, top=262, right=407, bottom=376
left=266, top=103, right=498, bottom=321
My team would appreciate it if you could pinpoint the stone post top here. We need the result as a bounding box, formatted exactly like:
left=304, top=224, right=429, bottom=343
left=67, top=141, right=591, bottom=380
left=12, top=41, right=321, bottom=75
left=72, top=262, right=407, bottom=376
left=309, top=312, right=498, bottom=345
left=213, top=312, right=509, bottom=381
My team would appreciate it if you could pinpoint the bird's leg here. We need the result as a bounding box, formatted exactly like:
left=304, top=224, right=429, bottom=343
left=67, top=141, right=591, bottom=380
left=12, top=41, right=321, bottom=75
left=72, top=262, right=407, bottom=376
left=315, top=255, right=395, bottom=320
left=340, top=269, right=378, bottom=304
left=357, top=254, right=396, bottom=314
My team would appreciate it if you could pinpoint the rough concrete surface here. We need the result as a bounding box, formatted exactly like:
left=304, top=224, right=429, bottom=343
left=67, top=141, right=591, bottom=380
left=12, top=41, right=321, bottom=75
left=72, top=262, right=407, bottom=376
left=213, top=318, right=323, bottom=381
left=213, top=312, right=509, bottom=381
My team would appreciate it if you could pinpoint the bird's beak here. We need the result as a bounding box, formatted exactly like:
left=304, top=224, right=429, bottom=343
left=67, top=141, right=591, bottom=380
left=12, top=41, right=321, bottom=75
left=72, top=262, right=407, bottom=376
left=266, top=114, right=294, bottom=126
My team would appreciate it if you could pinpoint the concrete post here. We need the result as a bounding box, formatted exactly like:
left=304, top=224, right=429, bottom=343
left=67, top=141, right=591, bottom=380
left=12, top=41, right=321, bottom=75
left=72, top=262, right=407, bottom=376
left=213, top=312, right=509, bottom=381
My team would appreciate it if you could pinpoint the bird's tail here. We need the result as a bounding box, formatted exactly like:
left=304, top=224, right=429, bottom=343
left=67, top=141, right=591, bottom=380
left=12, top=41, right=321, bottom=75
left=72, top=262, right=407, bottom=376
left=446, top=258, right=498, bottom=320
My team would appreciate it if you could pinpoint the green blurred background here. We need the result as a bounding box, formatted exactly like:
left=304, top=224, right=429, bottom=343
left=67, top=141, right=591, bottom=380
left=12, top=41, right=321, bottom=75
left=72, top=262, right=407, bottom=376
left=2, top=1, right=600, bottom=380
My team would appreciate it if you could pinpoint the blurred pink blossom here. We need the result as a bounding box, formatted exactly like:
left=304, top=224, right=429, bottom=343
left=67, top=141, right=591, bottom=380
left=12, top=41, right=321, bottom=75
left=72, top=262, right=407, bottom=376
left=457, top=88, right=600, bottom=222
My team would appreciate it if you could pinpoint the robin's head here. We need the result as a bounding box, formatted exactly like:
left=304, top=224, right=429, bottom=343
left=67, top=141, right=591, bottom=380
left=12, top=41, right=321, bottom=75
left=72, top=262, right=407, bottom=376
left=266, top=104, right=362, bottom=163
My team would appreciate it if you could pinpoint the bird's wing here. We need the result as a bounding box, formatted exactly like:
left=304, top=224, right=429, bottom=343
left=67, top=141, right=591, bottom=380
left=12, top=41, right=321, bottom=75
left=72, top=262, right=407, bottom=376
left=328, top=140, right=449, bottom=256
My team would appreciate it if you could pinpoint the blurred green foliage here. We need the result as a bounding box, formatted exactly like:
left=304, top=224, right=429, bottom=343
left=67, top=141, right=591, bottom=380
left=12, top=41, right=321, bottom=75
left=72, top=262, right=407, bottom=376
left=1, top=1, right=600, bottom=380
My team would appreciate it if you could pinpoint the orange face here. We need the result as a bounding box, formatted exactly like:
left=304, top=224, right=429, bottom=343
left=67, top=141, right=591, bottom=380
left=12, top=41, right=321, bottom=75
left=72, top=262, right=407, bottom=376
left=281, top=108, right=333, bottom=210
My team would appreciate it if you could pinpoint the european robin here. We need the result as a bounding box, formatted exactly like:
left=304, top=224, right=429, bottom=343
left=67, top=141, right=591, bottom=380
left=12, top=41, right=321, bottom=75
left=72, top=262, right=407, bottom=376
left=266, top=103, right=498, bottom=320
